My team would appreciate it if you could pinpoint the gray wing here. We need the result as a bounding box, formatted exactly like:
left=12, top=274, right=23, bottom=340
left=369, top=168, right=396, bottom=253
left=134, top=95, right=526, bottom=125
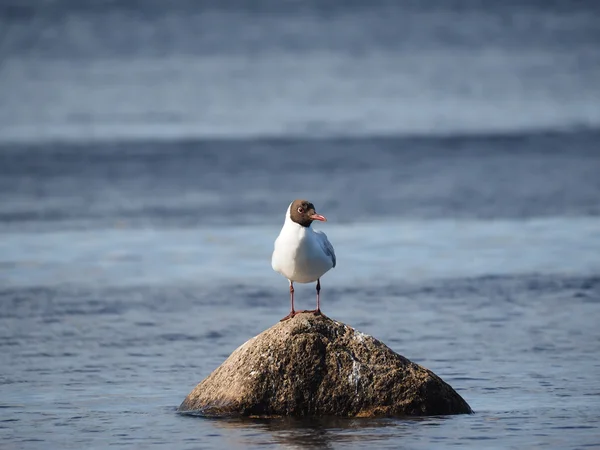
left=315, top=230, right=336, bottom=268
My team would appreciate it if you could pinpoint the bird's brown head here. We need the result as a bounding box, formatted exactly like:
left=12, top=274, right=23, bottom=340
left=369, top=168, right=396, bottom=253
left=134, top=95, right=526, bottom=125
left=289, top=199, right=327, bottom=228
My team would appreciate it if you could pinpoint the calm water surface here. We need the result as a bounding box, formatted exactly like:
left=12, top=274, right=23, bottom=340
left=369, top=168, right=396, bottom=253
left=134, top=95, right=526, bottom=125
left=1, top=0, right=600, bottom=448
left=1, top=139, right=600, bottom=449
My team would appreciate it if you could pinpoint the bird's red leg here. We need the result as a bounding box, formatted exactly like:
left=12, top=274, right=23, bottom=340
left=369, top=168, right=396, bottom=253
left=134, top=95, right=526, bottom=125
left=312, top=279, right=322, bottom=315
left=280, top=282, right=296, bottom=321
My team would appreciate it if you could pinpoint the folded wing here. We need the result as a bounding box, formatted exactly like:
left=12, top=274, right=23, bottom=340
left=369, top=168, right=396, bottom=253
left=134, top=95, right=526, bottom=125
left=315, top=230, right=336, bottom=268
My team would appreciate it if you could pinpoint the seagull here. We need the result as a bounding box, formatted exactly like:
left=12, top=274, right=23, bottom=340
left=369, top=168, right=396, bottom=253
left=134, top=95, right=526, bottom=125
left=272, top=199, right=336, bottom=321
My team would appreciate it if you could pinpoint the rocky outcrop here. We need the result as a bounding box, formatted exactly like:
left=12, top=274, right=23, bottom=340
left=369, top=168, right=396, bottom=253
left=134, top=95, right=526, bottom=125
left=178, top=312, right=472, bottom=417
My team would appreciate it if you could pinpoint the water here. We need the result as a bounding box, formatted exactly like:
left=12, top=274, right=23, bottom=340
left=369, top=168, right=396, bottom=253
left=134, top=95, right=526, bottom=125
left=1, top=1, right=600, bottom=449
left=2, top=1, right=600, bottom=142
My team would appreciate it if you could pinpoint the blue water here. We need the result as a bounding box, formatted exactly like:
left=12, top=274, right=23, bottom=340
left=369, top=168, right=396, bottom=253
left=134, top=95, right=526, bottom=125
left=2, top=1, right=600, bottom=142
left=1, top=1, right=600, bottom=449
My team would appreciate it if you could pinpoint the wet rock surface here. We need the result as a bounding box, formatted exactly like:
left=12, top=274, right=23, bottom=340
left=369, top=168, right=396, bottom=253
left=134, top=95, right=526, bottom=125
left=178, top=312, right=472, bottom=417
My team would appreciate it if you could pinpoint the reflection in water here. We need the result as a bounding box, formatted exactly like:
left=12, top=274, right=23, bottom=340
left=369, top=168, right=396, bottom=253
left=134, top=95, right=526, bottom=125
left=204, top=416, right=449, bottom=449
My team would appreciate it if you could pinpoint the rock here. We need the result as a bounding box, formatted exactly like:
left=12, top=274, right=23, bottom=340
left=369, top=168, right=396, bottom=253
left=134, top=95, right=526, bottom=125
left=178, top=312, right=472, bottom=417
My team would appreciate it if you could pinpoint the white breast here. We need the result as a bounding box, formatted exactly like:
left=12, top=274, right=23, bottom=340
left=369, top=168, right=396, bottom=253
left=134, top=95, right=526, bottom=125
left=272, top=222, right=335, bottom=284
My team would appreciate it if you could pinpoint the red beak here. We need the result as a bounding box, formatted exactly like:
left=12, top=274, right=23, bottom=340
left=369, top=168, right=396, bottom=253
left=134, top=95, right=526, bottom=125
left=310, top=214, right=327, bottom=222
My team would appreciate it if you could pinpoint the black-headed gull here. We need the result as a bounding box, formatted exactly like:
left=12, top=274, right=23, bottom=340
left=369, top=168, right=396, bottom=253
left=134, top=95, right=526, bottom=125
left=272, top=199, right=336, bottom=321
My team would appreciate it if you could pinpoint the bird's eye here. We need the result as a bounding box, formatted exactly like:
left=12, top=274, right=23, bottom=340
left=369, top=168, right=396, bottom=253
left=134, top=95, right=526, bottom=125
left=297, top=207, right=304, bottom=214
